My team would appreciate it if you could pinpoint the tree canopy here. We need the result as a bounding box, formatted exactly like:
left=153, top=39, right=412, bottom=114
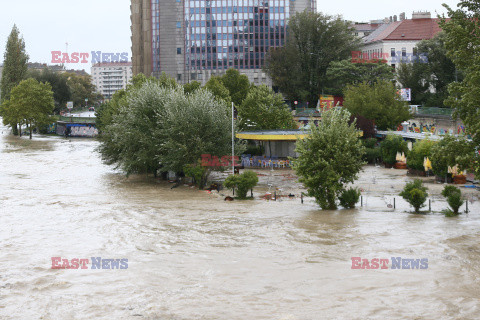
left=343, top=80, right=411, bottom=130
left=1, top=78, right=54, bottom=139
left=397, top=32, right=461, bottom=107
left=292, top=109, right=365, bottom=210
left=440, top=0, right=480, bottom=149
left=0, top=25, right=29, bottom=135
left=264, top=11, right=360, bottom=105
left=98, top=76, right=243, bottom=183
left=238, top=85, right=297, bottom=130
left=325, top=60, right=395, bottom=96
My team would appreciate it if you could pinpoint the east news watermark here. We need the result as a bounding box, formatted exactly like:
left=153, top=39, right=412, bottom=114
left=51, top=51, right=129, bottom=64
left=351, top=257, right=429, bottom=270
left=51, top=257, right=128, bottom=270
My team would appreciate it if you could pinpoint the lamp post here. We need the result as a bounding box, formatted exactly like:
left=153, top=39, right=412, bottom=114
left=232, top=102, right=235, bottom=175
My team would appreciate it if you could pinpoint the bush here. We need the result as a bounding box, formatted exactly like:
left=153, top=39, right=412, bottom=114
left=380, top=134, right=408, bottom=165
left=430, top=134, right=474, bottom=177
left=339, top=188, right=361, bottom=209
left=184, top=162, right=210, bottom=189
left=442, top=185, right=464, bottom=216
left=224, top=171, right=259, bottom=199
left=407, top=139, right=436, bottom=171
left=399, top=179, right=428, bottom=213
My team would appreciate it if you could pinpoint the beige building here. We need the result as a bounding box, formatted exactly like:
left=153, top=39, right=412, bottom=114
left=361, top=12, right=442, bottom=69
left=91, top=62, right=133, bottom=100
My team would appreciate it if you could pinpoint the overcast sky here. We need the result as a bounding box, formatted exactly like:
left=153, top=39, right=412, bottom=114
left=0, top=0, right=459, bottom=73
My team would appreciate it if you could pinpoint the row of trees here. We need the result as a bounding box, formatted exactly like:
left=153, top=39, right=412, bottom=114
left=0, top=25, right=102, bottom=138
left=264, top=10, right=462, bottom=110
left=97, top=73, right=246, bottom=186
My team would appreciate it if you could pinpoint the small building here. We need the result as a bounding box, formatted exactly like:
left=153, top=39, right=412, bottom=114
left=236, top=130, right=308, bottom=158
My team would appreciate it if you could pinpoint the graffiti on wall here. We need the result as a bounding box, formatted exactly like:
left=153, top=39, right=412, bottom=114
left=397, top=121, right=454, bottom=135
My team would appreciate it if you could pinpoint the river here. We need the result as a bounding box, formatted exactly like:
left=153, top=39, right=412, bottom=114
left=0, top=126, right=479, bottom=319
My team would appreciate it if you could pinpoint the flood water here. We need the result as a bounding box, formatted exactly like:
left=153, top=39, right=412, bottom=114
left=1, top=124, right=479, bottom=319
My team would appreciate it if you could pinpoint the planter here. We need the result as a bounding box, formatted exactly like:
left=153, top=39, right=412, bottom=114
left=384, top=162, right=395, bottom=169
left=453, top=175, right=467, bottom=185
left=435, top=175, right=454, bottom=184
left=394, top=162, right=407, bottom=170
left=408, top=168, right=426, bottom=176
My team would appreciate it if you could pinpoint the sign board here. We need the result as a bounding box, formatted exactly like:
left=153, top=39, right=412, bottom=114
left=67, top=101, right=74, bottom=109
left=398, top=88, right=412, bottom=102
left=318, top=95, right=335, bottom=112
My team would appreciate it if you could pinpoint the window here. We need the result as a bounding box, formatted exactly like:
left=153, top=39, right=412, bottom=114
left=402, top=48, right=406, bottom=57
left=391, top=64, right=396, bottom=70
left=177, top=48, right=182, bottom=54
left=391, top=48, right=396, bottom=57
left=176, top=22, right=181, bottom=28
left=177, top=74, right=182, bottom=81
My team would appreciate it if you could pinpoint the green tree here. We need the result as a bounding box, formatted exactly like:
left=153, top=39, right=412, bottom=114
left=98, top=80, right=243, bottom=184
left=219, top=69, right=251, bottom=106
left=440, top=1, right=480, bottom=157
left=63, top=72, right=102, bottom=108
left=28, top=68, right=71, bottom=114
left=238, top=85, right=297, bottom=130
left=204, top=76, right=231, bottom=106
left=1, top=78, right=54, bottom=139
left=264, top=11, right=360, bottom=104
left=344, top=80, right=411, bottom=130
left=442, top=185, right=464, bottom=216
left=0, top=25, right=29, bottom=135
left=400, top=179, right=428, bottom=213
left=406, top=139, right=437, bottom=171
left=397, top=33, right=461, bottom=107
left=380, top=134, right=408, bottom=165
left=292, top=109, right=365, bottom=210
left=325, top=60, right=395, bottom=96
left=95, top=73, right=173, bottom=133
left=157, top=88, right=242, bottom=175
left=430, top=134, right=474, bottom=178
left=224, top=171, right=259, bottom=199
left=183, top=81, right=202, bottom=95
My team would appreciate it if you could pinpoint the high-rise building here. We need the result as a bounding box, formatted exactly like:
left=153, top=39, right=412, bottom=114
left=131, top=0, right=316, bottom=85
left=91, top=62, right=133, bottom=100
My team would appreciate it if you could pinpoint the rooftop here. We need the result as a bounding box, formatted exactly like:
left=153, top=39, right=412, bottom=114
left=364, top=17, right=443, bottom=44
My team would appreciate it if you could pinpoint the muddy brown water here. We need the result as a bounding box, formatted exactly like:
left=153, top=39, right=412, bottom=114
left=0, top=126, right=479, bottom=319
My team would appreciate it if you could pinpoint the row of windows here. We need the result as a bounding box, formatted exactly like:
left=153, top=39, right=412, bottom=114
left=188, top=6, right=284, bottom=14
left=187, top=18, right=284, bottom=27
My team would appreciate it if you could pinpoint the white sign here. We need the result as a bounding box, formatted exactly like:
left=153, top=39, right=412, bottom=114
left=399, top=89, right=412, bottom=102
left=67, top=101, right=74, bottom=109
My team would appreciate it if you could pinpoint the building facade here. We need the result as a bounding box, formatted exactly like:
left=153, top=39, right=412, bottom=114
left=91, top=62, right=133, bottom=100
left=131, top=0, right=316, bottom=85
left=361, top=12, right=442, bottom=70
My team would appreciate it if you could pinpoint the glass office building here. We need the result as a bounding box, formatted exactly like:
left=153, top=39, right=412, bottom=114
left=184, top=0, right=289, bottom=71
left=132, top=0, right=315, bottom=84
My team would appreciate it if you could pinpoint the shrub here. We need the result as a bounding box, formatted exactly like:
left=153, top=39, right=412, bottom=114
left=430, top=134, right=474, bottom=177
left=407, top=139, right=436, bottom=171
left=380, top=134, right=408, bottom=165
left=399, top=179, right=428, bottom=213
left=184, top=162, right=210, bottom=189
left=224, top=171, right=259, bottom=199
left=442, top=185, right=464, bottom=216
left=339, top=188, right=361, bottom=209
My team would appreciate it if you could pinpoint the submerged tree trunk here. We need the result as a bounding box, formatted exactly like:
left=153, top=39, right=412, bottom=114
left=29, top=121, right=33, bottom=139
left=12, top=123, right=19, bottom=136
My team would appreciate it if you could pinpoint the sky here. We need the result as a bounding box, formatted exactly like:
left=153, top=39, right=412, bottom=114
left=0, top=0, right=460, bottom=73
